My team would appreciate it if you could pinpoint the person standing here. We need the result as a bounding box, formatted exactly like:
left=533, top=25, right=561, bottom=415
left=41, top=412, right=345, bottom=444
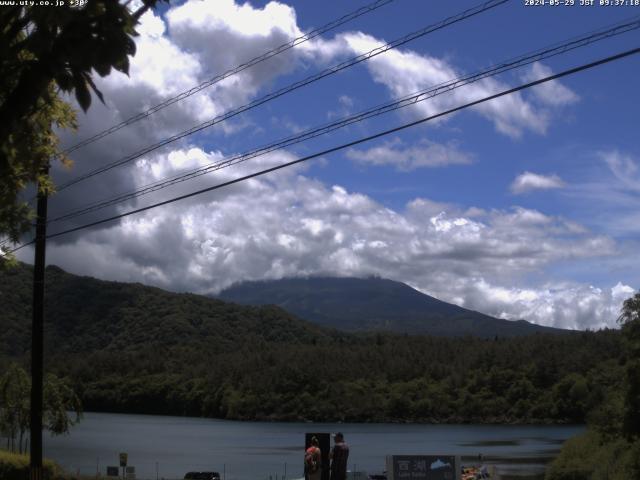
left=305, top=436, right=322, bottom=480
left=330, top=432, right=349, bottom=480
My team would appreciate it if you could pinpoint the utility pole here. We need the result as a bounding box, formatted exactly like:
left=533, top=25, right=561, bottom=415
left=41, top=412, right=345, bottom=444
left=30, top=165, right=49, bottom=480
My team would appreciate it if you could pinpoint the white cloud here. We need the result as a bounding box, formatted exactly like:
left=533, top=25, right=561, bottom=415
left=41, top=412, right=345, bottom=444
left=33, top=144, right=626, bottom=330
left=522, top=62, right=580, bottom=107
left=556, top=150, right=640, bottom=236
left=50, top=0, right=582, bottom=234
left=601, top=150, right=640, bottom=192
left=346, top=137, right=473, bottom=171
left=339, top=95, right=354, bottom=108
left=304, top=35, right=578, bottom=139
left=166, top=0, right=306, bottom=103
left=51, top=0, right=323, bottom=234
left=453, top=279, right=633, bottom=330
left=510, top=171, right=566, bottom=194
left=34, top=1, right=623, bottom=332
left=327, top=94, right=357, bottom=120
left=335, top=32, right=556, bottom=138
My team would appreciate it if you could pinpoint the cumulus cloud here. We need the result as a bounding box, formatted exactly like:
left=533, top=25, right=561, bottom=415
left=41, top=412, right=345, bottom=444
left=166, top=0, right=308, bottom=104
left=29, top=144, right=627, bottom=330
left=450, top=279, right=633, bottom=330
left=49, top=0, right=329, bottom=236
left=48, top=0, right=580, bottom=233
left=510, top=171, right=566, bottom=194
left=32, top=1, right=621, bottom=331
left=346, top=137, right=473, bottom=171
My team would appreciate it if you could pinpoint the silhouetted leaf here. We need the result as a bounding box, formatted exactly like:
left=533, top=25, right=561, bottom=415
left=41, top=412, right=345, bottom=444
left=55, top=71, right=74, bottom=91
left=83, top=72, right=104, bottom=105
left=73, top=73, right=91, bottom=111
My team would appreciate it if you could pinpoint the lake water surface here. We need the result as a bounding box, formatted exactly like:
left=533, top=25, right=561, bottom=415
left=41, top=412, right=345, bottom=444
left=43, top=412, right=583, bottom=480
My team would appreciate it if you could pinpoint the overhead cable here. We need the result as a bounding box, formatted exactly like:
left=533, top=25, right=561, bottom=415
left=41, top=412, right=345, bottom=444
left=62, top=0, right=396, bottom=155
left=22, top=47, right=635, bottom=246
left=55, top=0, right=509, bottom=192
left=48, top=17, right=640, bottom=224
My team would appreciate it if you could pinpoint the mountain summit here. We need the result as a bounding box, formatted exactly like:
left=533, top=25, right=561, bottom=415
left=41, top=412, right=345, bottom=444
left=218, top=276, right=567, bottom=337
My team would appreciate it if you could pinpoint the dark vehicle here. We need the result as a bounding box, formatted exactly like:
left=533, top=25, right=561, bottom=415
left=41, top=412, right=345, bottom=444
left=368, top=475, right=387, bottom=480
left=184, top=472, right=221, bottom=480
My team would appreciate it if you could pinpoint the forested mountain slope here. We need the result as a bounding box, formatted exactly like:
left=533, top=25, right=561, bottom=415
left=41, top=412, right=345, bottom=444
left=0, top=262, right=622, bottom=424
left=219, top=276, right=568, bottom=337
left=0, top=263, right=333, bottom=358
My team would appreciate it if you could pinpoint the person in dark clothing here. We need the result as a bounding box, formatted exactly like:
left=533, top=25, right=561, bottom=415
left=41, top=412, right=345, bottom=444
left=330, top=432, right=349, bottom=480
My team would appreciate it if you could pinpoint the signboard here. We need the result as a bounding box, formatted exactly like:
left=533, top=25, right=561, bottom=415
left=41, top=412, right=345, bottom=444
left=119, top=453, right=128, bottom=467
left=386, top=455, right=460, bottom=480
left=106, top=467, right=119, bottom=477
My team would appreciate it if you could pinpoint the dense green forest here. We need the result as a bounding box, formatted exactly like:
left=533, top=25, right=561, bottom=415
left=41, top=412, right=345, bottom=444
left=42, top=331, right=622, bottom=424
left=0, top=262, right=626, bottom=425
left=544, top=294, right=640, bottom=480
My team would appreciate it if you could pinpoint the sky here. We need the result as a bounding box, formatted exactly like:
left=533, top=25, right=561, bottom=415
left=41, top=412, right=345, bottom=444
left=15, top=0, right=640, bottom=330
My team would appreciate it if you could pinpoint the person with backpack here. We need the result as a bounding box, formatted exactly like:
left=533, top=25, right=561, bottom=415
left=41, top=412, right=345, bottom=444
left=305, top=436, right=322, bottom=480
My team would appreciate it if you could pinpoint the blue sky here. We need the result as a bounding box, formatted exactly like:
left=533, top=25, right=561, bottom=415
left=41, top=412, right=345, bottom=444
left=17, top=0, right=640, bottom=329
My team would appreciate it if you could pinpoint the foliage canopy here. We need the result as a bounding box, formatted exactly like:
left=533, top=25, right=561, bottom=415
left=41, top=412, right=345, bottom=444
left=0, top=364, right=81, bottom=454
left=545, top=292, right=640, bottom=479
left=0, top=0, right=164, bottom=254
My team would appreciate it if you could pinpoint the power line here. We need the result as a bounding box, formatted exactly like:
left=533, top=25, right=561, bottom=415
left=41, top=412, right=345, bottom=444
left=21, top=47, right=634, bottom=247
left=61, top=0, right=396, bottom=155
left=47, top=17, right=640, bottom=225
left=50, top=17, right=640, bottom=222
left=55, top=0, right=509, bottom=192
left=4, top=236, right=33, bottom=255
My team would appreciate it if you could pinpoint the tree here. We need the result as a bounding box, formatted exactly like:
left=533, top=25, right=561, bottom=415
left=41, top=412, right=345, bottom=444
left=0, top=74, right=76, bottom=260
left=0, top=365, right=82, bottom=452
left=0, top=364, right=30, bottom=452
left=0, top=0, right=165, bottom=256
left=43, top=373, right=82, bottom=436
left=618, top=293, right=640, bottom=439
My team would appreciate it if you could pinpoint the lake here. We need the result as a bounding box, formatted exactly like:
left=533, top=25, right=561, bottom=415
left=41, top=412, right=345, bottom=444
left=43, top=412, right=583, bottom=480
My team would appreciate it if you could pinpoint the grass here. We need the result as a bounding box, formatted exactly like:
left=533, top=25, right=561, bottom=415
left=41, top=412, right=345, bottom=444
left=0, top=449, right=67, bottom=480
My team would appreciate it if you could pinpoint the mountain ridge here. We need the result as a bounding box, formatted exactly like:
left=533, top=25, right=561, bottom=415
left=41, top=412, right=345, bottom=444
left=218, top=276, right=569, bottom=337
left=0, top=262, right=335, bottom=357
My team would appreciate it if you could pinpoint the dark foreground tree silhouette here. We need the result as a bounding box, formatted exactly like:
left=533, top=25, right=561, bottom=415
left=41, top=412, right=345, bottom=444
left=0, top=0, right=165, bottom=256
left=618, top=293, right=640, bottom=439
